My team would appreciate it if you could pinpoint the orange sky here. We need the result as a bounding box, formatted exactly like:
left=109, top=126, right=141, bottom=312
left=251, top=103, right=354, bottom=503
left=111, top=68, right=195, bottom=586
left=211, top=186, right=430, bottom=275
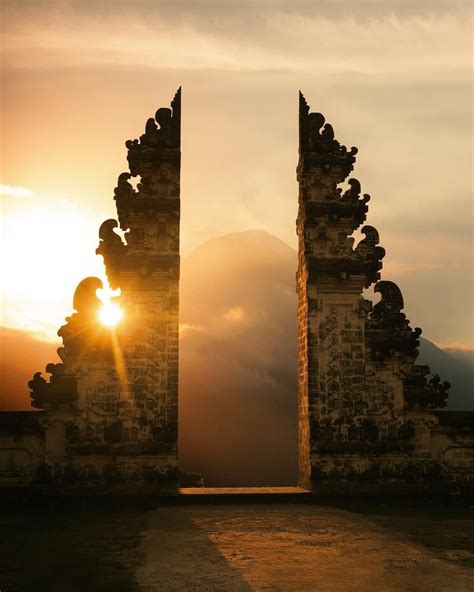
left=0, top=0, right=472, bottom=348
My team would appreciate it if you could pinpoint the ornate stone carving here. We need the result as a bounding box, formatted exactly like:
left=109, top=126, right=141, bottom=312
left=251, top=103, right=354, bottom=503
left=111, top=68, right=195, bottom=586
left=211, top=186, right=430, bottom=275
left=114, top=172, right=137, bottom=201
left=355, top=226, right=385, bottom=261
left=96, top=219, right=126, bottom=289
left=126, top=88, right=181, bottom=180
left=404, top=366, right=450, bottom=409
left=366, top=280, right=422, bottom=361
left=341, top=179, right=368, bottom=204
left=299, top=92, right=357, bottom=181
left=58, top=277, right=114, bottom=358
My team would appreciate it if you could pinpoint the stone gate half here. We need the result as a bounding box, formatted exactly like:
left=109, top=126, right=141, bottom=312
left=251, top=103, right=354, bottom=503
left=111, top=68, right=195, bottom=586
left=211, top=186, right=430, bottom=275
left=0, top=90, right=182, bottom=492
left=296, top=92, right=473, bottom=496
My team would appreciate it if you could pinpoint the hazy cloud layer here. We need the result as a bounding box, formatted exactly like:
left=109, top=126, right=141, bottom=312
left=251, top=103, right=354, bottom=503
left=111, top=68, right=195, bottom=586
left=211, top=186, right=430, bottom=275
left=3, top=1, right=472, bottom=74
left=1, top=0, right=472, bottom=346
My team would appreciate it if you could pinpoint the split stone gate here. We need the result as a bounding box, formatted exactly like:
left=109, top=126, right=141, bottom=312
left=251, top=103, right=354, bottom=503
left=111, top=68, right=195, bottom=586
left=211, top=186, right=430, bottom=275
left=0, top=90, right=473, bottom=497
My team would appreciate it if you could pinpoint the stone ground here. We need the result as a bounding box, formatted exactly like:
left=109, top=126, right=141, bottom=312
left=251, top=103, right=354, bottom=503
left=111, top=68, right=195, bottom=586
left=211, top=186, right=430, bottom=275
left=1, top=499, right=473, bottom=592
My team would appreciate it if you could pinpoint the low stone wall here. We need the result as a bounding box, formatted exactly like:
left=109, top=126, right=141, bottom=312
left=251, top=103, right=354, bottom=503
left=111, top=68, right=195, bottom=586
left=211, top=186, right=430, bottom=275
left=0, top=411, right=180, bottom=493
left=432, top=411, right=474, bottom=499
left=0, top=412, right=45, bottom=487
left=307, top=411, right=474, bottom=499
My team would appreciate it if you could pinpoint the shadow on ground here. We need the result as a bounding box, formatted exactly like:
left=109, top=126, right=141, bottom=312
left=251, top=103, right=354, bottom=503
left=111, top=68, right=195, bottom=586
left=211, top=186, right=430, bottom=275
left=1, top=502, right=473, bottom=591
left=0, top=506, right=145, bottom=592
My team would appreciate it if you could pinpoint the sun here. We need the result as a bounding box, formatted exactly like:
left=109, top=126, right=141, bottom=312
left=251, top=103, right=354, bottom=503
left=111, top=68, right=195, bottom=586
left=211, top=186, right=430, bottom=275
left=99, top=302, right=123, bottom=327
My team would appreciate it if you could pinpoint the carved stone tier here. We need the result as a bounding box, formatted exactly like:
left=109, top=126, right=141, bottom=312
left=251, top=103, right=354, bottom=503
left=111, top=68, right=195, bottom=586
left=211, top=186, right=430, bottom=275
left=302, top=198, right=369, bottom=229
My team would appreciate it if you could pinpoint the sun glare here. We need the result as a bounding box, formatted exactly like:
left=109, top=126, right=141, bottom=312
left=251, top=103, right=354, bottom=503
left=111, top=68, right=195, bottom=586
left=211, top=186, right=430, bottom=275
left=99, top=302, right=122, bottom=327
left=1, top=195, right=108, bottom=342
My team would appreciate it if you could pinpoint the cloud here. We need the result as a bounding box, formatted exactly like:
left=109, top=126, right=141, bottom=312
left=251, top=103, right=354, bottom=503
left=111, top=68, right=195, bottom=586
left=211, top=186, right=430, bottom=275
left=224, top=306, right=245, bottom=322
left=376, top=196, right=472, bottom=273
left=179, top=322, right=205, bottom=336
left=2, top=1, right=471, bottom=81
left=435, top=342, right=474, bottom=352
left=0, top=184, right=33, bottom=198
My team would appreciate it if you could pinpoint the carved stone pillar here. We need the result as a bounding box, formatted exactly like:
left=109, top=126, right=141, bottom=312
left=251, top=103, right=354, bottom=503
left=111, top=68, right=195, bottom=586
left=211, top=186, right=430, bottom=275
left=29, top=90, right=182, bottom=490
left=296, top=93, right=448, bottom=491
left=96, top=88, right=181, bottom=479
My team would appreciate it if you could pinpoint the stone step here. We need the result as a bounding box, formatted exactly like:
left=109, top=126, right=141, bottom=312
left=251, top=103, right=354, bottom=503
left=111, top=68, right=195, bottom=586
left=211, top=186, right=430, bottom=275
left=178, top=486, right=311, bottom=503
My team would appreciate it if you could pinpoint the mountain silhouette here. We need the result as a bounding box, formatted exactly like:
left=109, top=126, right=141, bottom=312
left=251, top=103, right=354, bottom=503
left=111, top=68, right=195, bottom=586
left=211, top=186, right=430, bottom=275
left=1, top=229, right=472, bottom=485
left=179, top=230, right=299, bottom=485
left=417, top=338, right=473, bottom=410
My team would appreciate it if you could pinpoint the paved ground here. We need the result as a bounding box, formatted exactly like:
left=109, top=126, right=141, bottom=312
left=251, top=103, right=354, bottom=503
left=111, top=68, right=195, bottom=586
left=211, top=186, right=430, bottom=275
left=1, top=501, right=473, bottom=591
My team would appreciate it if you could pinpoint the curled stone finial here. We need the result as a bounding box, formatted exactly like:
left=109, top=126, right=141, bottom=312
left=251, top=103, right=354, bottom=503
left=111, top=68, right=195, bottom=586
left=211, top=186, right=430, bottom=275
left=308, top=112, right=326, bottom=133
left=96, top=220, right=126, bottom=289
left=72, top=277, right=103, bottom=315
left=341, top=179, right=369, bottom=206
left=145, top=117, right=158, bottom=135
left=58, top=277, right=114, bottom=358
left=114, top=172, right=135, bottom=201
left=97, top=219, right=125, bottom=254
left=321, top=123, right=335, bottom=142
left=98, top=219, right=122, bottom=244
left=342, top=178, right=361, bottom=203
left=113, top=173, right=138, bottom=229
left=373, top=281, right=404, bottom=316
left=360, top=225, right=379, bottom=246
left=355, top=226, right=386, bottom=265
left=155, top=107, right=172, bottom=129
left=367, top=281, right=422, bottom=361
left=125, top=138, right=139, bottom=150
